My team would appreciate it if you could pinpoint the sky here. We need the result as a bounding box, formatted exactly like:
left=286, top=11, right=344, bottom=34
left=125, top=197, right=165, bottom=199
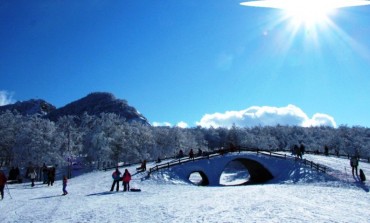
left=1, top=0, right=370, bottom=128
left=1, top=153, right=370, bottom=222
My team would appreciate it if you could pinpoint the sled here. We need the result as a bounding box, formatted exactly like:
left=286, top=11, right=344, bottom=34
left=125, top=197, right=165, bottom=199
left=359, top=169, right=366, bottom=182
left=130, top=188, right=141, bottom=192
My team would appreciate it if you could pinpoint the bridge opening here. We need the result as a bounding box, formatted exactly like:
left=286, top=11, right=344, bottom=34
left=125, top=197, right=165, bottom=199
left=188, top=171, right=209, bottom=186
left=220, top=158, right=274, bottom=186
left=220, top=160, right=250, bottom=186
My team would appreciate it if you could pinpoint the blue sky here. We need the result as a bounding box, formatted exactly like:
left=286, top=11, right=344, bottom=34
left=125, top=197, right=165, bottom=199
left=1, top=0, right=370, bottom=128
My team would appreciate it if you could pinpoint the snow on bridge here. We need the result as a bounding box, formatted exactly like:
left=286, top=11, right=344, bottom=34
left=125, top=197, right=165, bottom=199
left=149, top=151, right=328, bottom=186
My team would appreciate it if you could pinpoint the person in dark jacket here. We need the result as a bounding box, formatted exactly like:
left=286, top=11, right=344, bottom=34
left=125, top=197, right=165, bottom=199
left=350, top=156, right=359, bottom=176
left=110, top=167, right=121, bottom=192
left=42, top=163, right=48, bottom=184
left=122, top=169, right=132, bottom=192
left=47, top=167, right=56, bottom=186
left=189, top=149, right=194, bottom=160
left=0, top=170, right=7, bottom=200
left=62, top=175, right=68, bottom=195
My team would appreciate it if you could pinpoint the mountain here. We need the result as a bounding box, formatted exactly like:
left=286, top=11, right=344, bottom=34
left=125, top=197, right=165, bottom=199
left=46, top=92, right=149, bottom=125
left=0, top=92, right=150, bottom=125
left=0, top=99, right=56, bottom=116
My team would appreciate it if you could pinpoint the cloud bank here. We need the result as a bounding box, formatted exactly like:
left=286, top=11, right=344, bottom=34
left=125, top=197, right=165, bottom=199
left=196, top=104, right=336, bottom=128
left=152, top=121, right=189, bottom=128
left=0, top=90, right=14, bottom=106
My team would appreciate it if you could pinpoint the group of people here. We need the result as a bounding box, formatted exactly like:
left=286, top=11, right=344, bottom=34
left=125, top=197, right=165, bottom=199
left=8, top=167, right=21, bottom=183
left=177, top=148, right=203, bottom=159
left=110, top=168, right=132, bottom=192
left=42, top=164, right=56, bottom=186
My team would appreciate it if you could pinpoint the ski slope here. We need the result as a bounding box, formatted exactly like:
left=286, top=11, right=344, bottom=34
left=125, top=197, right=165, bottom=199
left=1, top=154, right=369, bottom=223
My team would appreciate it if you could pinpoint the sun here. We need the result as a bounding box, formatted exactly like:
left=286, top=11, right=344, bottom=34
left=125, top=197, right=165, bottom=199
left=282, top=0, right=334, bottom=27
left=241, top=0, right=370, bottom=28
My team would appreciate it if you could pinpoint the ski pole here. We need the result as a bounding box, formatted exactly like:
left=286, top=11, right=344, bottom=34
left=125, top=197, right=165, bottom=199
left=5, top=183, right=13, bottom=199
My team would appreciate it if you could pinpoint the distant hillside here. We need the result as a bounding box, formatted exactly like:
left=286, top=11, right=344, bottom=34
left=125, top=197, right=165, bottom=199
left=0, top=99, right=56, bottom=116
left=0, top=92, right=150, bottom=125
left=46, top=92, right=149, bottom=125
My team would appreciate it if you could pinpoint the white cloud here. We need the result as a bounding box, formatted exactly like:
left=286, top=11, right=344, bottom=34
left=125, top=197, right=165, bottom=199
left=176, top=121, right=189, bottom=128
left=196, top=104, right=337, bottom=128
left=0, top=90, right=14, bottom=106
left=152, top=121, right=172, bottom=127
left=152, top=121, right=189, bottom=128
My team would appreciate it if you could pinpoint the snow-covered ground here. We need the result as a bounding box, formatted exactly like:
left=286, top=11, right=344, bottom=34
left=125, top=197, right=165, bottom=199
left=1, top=154, right=369, bottom=223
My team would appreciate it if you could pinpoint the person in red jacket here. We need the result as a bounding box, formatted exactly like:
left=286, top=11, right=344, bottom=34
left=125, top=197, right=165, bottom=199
left=122, top=169, right=131, bottom=192
left=0, top=170, right=7, bottom=200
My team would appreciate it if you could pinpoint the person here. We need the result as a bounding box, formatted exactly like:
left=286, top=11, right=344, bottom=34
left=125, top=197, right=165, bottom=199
left=324, top=145, right=329, bottom=156
left=42, top=163, right=48, bottom=184
left=350, top=156, right=359, bottom=176
left=156, top=157, right=161, bottom=163
left=178, top=150, right=184, bottom=158
left=122, top=169, right=131, bottom=192
left=14, top=167, right=21, bottom=183
left=229, top=143, right=236, bottom=152
left=189, top=149, right=194, bottom=160
left=8, top=167, right=16, bottom=181
left=299, top=144, right=305, bottom=158
left=0, top=170, right=7, bottom=200
left=110, top=167, right=121, bottom=192
left=141, top=160, right=147, bottom=171
left=28, top=168, right=37, bottom=187
left=293, top=145, right=300, bottom=159
left=197, top=148, right=203, bottom=157
left=47, top=167, right=56, bottom=186
left=62, top=175, right=68, bottom=195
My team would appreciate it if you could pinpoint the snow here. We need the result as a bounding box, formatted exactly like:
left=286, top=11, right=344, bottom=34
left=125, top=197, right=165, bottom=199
left=1, top=154, right=369, bottom=223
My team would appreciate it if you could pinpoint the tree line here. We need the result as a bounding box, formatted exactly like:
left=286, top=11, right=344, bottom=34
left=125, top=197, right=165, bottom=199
left=1, top=110, right=369, bottom=169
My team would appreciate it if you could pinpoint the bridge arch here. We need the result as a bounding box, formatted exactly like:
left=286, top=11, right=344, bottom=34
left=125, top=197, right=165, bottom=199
left=188, top=171, right=210, bottom=186
left=229, top=158, right=273, bottom=185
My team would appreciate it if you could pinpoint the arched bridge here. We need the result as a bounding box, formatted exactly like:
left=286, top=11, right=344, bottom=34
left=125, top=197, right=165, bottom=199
left=149, top=150, right=327, bottom=186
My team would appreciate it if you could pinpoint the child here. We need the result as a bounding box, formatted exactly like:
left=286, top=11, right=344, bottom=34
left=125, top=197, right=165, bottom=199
left=62, top=175, right=68, bottom=195
left=122, top=169, right=131, bottom=192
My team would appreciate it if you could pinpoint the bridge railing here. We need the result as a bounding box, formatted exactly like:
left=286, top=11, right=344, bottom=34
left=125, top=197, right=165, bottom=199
left=301, top=158, right=327, bottom=173
left=254, top=149, right=326, bottom=173
left=149, top=153, right=222, bottom=174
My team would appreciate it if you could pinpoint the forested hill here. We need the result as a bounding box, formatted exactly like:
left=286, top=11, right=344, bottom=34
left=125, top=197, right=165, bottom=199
left=0, top=92, right=149, bottom=125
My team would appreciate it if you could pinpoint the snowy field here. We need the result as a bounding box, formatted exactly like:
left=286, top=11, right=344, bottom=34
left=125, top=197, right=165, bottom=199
left=1, top=154, right=369, bottom=223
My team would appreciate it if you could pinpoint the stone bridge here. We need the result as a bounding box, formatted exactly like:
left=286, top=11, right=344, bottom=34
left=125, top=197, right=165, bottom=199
left=161, top=152, right=295, bottom=186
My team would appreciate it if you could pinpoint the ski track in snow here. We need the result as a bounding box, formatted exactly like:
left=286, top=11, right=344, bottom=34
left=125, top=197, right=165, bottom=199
left=1, top=154, right=369, bottom=223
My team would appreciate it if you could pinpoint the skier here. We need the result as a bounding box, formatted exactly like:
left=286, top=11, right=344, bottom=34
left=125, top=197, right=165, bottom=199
left=122, top=169, right=131, bottom=192
left=28, top=168, right=37, bottom=187
left=62, top=175, right=68, bottom=195
left=0, top=170, right=7, bottom=200
left=110, top=167, right=121, bottom=192
left=350, top=156, right=359, bottom=176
